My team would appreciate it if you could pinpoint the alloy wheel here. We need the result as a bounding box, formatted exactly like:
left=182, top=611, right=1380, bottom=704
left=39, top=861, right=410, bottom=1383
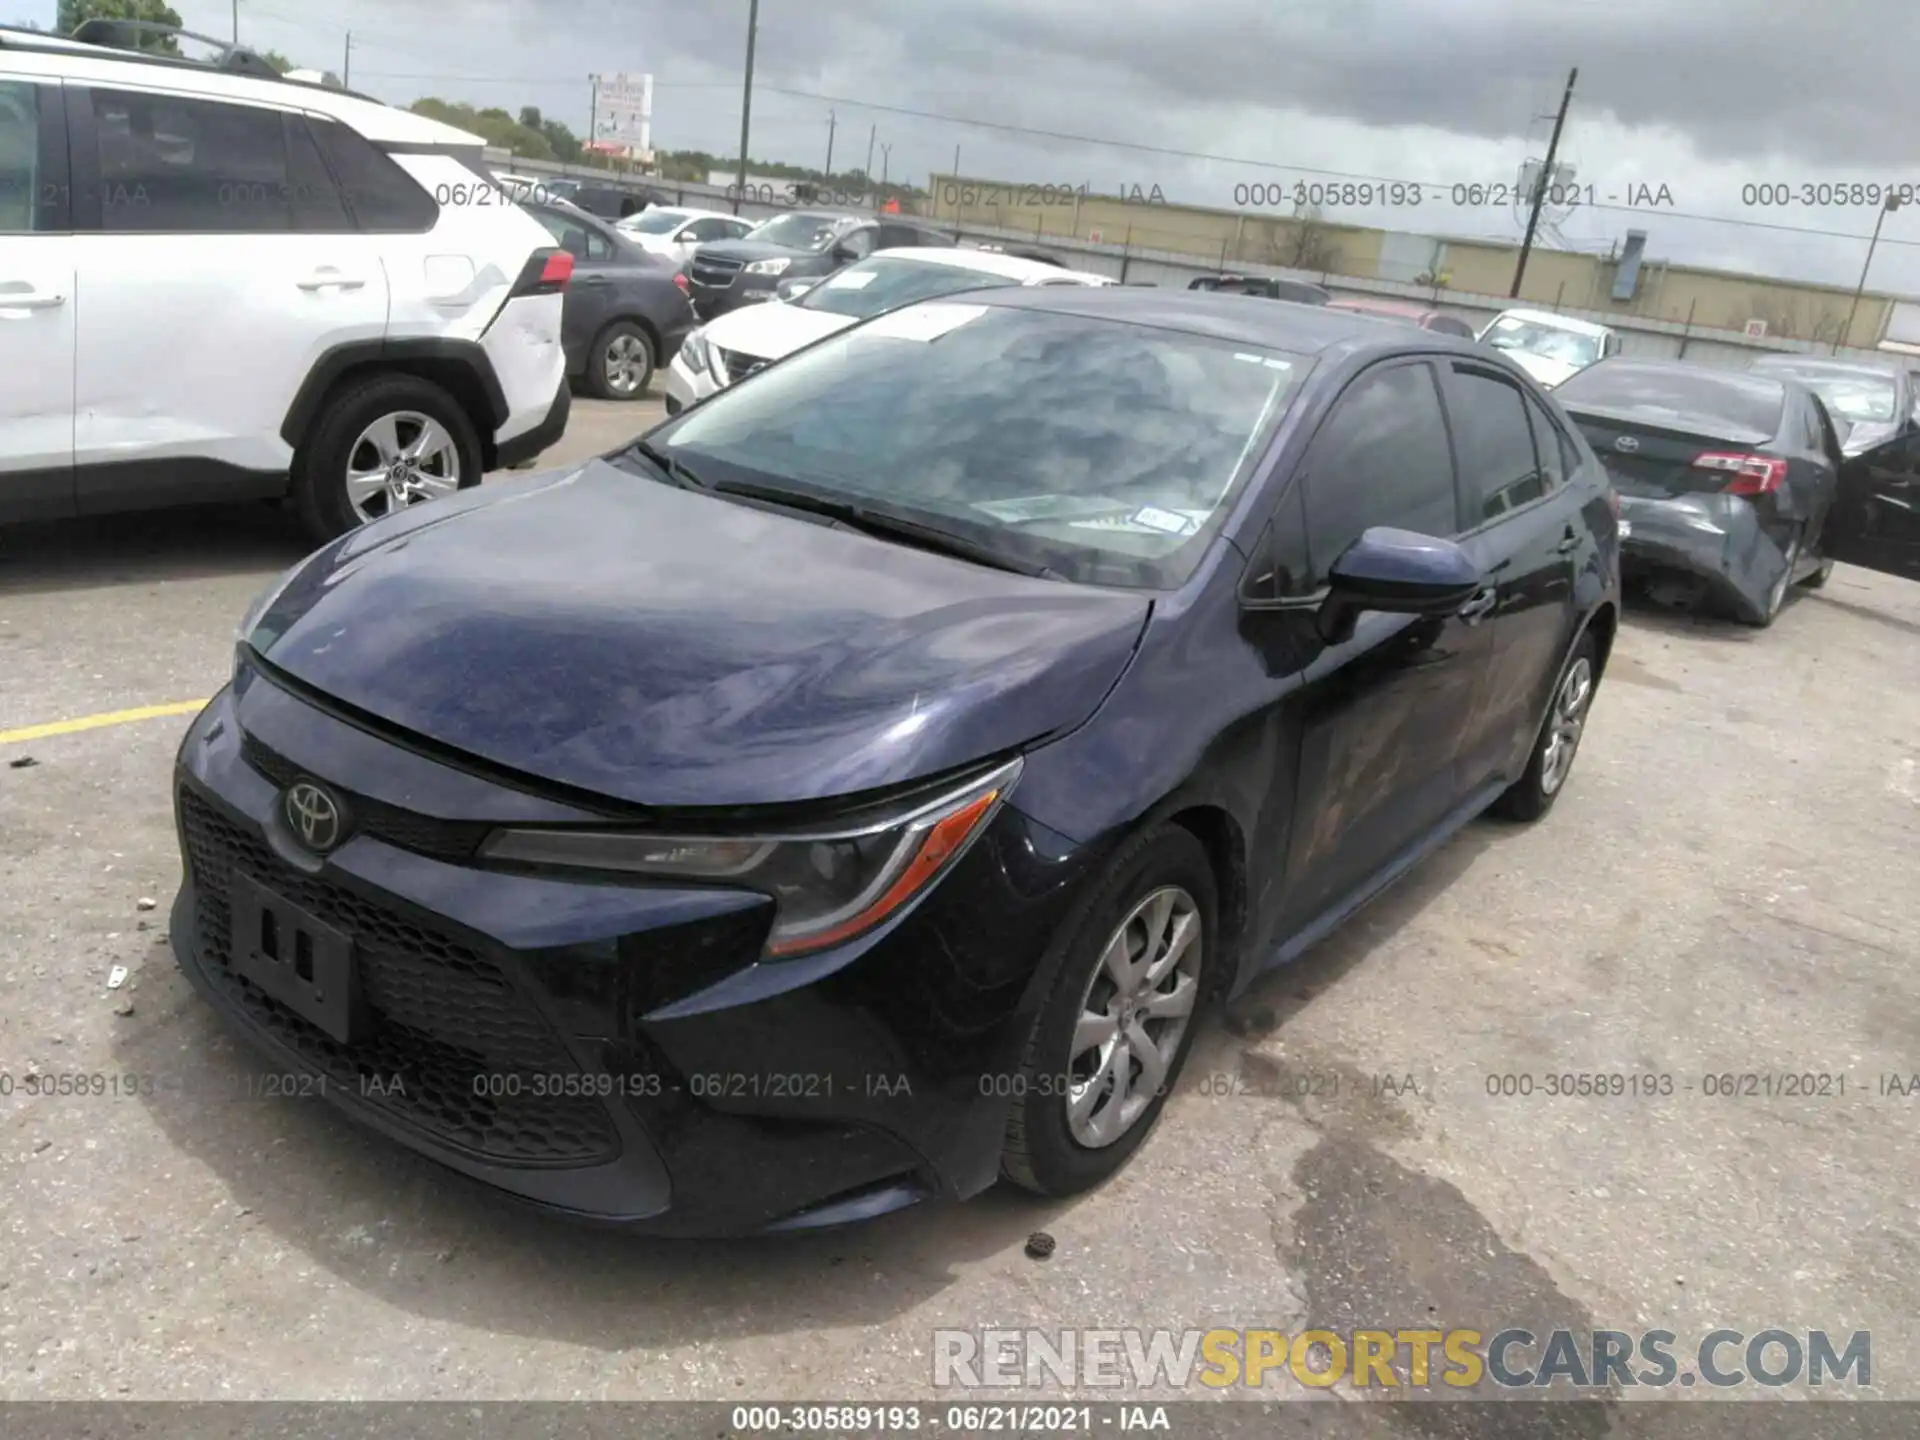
left=344, top=411, right=461, bottom=524
left=1065, top=886, right=1202, bottom=1149
left=1539, top=656, right=1594, bottom=796
left=604, top=333, right=651, bottom=395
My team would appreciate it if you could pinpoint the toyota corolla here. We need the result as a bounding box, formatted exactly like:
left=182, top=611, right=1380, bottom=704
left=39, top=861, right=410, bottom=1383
left=171, top=289, right=1619, bottom=1234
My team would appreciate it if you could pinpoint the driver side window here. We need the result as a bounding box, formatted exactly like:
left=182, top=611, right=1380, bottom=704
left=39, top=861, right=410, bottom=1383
left=1294, top=361, right=1460, bottom=593
left=839, top=228, right=876, bottom=260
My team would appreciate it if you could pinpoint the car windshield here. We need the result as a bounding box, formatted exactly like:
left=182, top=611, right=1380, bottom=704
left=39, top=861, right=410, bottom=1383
left=624, top=208, right=691, bottom=235
left=648, top=302, right=1307, bottom=589
left=1482, top=316, right=1602, bottom=367
left=1756, top=364, right=1898, bottom=423
left=1556, top=362, right=1787, bottom=436
left=796, top=257, right=1024, bottom=319
left=746, top=212, right=852, bottom=250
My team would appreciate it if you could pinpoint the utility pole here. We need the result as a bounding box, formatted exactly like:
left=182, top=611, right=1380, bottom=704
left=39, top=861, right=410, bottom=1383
left=880, top=143, right=892, bottom=191
left=1510, top=66, right=1577, bottom=300
left=864, top=124, right=877, bottom=204
left=824, top=110, right=836, bottom=183
left=589, top=74, right=601, bottom=157
left=231, top=0, right=238, bottom=44
left=733, top=0, right=759, bottom=216
left=1836, top=193, right=1902, bottom=353
left=342, top=32, right=353, bottom=87
left=952, top=143, right=961, bottom=183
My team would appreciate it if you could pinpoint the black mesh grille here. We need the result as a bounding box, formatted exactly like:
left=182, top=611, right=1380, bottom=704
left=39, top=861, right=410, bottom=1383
left=691, top=254, right=743, bottom=286
left=179, top=787, right=618, bottom=1167
left=241, top=733, right=492, bottom=863
left=715, top=348, right=769, bottom=382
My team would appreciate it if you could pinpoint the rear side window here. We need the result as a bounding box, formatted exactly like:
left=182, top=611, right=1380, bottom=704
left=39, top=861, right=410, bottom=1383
left=1449, top=367, right=1545, bottom=521
left=284, top=116, right=352, bottom=232
left=1298, top=361, right=1459, bottom=589
left=1523, top=393, right=1570, bottom=492
left=533, top=207, right=612, bottom=261
left=308, top=119, right=437, bottom=232
left=92, top=88, right=293, bottom=233
left=1556, top=361, right=1786, bottom=438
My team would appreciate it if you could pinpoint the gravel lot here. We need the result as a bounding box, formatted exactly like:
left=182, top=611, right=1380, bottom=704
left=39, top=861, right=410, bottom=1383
left=2, top=394, right=1917, bottom=1408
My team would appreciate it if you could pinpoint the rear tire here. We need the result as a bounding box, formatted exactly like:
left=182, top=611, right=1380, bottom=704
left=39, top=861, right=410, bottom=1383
left=291, top=373, right=482, bottom=545
left=1490, top=632, right=1599, bottom=823
left=588, top=321, right=654, bottom=400
left=1000, top=825, right=1218, bottom=1198
left=1743, top=524, right=1803, bottom=627
left=1802, top=550, right=1835, bottom=589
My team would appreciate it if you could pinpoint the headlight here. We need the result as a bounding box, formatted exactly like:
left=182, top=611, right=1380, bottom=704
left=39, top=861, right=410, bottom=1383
left=682, top=326, right=710, bottom=375
left=744, top=257, right=791, bottom=276
left=480, top=757, right=1021, bottom=958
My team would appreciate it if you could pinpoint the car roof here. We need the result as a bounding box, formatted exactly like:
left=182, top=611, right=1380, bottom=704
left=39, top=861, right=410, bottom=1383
left=1563, top=355, right=1797, bottom=399
left=1749, top=353, right=1905, bottom=379
left=878, top=246, right=1108, bottom=284
left=961, top=285, right=1497, bottom=357
left=1327, top=298, right=1432, bottom=319
left=625, top=205, right=737, bottom=222
left=0, top=24, right=478, bottom=147
left=1490, top=307, right=1615, bottom=338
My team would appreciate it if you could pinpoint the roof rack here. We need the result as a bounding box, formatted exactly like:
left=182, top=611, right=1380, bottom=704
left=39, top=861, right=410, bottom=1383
left=67, top=18, right=283, bottom=77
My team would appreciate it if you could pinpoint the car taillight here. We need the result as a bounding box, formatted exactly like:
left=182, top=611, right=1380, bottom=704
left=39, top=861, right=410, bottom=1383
left=1692, top=452, right=1786, bottom=495
left=509, top=247, right=573, bottom=298
left=673, top=272, right=690, bottom=293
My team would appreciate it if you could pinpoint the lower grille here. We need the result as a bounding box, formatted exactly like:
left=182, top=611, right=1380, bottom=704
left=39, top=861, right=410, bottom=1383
left=715, top=347, right=770, bottom=382
left=178, top=787, right=618, bottom=1167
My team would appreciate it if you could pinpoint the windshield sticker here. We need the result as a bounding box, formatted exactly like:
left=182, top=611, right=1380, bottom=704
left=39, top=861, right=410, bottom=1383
left=972, top=494, right=1127, bottom=523
left=825, top=270, right=879, bottom=289
left=1129, top=506, right=1199, bottom=535
left=860, top=302, right=989, bottom=342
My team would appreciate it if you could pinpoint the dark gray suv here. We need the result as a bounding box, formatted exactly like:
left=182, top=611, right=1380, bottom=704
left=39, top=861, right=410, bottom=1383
left=686, top=213, right=957, bottom=319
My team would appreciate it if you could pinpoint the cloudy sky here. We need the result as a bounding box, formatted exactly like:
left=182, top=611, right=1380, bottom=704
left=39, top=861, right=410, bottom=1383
left=22, top=0, right=1920, bottom=298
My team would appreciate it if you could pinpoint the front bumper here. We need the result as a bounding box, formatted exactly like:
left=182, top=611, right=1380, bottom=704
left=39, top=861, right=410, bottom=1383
left=688, top=275, right=778, bottom=320
left=169, top=670, right=1094, bottom=1233
left=661, top=351, right=721, bottom=414
left=1618, top=494, right=1794, bottom=622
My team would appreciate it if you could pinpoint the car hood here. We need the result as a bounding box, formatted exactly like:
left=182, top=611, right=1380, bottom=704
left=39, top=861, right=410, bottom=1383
left=249, top=463, right=1150, bottom=810
left=703, top=302, right=856, bottom=360
left=1500, top=349, right=1583, bottom=388
left=696, top=238, right=826, bottom=264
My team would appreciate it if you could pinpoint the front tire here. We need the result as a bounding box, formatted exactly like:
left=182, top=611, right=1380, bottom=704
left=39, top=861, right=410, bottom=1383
left=589, top=321, right=654, bottom=400
left=291, top=374, right=481, bottom=544
left=1000, top=825, right=1218, bottom=1197
left=1490, top=632, right=1598, bottom=823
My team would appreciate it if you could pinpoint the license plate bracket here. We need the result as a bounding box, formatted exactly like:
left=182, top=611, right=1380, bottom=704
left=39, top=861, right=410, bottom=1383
left=229, top=872, right=362, bottom=1044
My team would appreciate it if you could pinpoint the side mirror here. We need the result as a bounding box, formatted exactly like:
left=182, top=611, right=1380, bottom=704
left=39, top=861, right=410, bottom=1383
left=775, top=278, right=816, bottom=301
left=1316, top=527, right=1483, bottom=644
left=830, top=243, right=859, bottom=264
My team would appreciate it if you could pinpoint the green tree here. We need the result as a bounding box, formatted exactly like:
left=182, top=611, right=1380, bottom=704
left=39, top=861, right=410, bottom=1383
left=260, top=48, right=294, bottom=73
left=56, top=0, right=184, bottom=53
left=409, top=97, right=555, bottom=161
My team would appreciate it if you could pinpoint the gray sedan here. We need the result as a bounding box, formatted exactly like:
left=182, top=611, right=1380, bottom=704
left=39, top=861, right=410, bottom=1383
left=525, top=201, right=698, bottom=400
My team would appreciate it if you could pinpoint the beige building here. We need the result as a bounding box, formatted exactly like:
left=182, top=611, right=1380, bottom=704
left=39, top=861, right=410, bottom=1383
left=923, top=174, right=1899, bottom=350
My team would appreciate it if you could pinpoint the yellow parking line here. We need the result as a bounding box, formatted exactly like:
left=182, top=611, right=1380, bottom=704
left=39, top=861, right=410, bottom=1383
left=0, top=699, right=210, bottom=747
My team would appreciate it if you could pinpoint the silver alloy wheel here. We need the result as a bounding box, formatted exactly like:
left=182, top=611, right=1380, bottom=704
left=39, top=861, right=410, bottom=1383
left=1066, top=886, right=1202, bottom=1149
left=1764, top=529, right=1802, bottom=618
left=1539, top=656, right=1594, bottom=796
left=344, top=411, right=461, bottom=524
left=603, top=332, right=651, bottom=395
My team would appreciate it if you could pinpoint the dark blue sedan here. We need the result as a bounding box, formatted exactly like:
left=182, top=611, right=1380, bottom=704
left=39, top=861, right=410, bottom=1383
left=171, top=288, right=1620, bottom=1233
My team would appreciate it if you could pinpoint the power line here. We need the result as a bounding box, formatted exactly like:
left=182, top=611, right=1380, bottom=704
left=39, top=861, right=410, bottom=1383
left=343, top=68, right=1920, bottom=251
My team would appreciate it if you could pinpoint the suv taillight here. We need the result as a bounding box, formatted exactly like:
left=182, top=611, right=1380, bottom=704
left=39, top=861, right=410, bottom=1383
left=510, top=247, right=573, bottom=297
left=1691, top=452, right=1787, bottom=495
left=673, top=271, right=690, bottom=293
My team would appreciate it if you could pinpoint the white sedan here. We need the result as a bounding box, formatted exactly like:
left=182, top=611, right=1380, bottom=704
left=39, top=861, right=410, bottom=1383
left=616, top=206, right=756, bottom=267
left=661, top=247, right=1112, bottom=413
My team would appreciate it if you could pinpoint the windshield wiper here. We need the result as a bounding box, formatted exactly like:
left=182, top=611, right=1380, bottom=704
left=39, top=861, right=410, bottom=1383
left=709, top=478, right=1058, bottom=578
left=618, top=438, right=711, bottom=491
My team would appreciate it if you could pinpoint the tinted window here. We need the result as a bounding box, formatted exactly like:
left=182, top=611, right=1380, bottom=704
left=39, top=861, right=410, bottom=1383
left=796, top=256, right=1021, bottom=319
left=1555, top=361, right=1787, bottom=437
left=625, top=207, right=689, bottom=235
left=747, top=211, right=850, bottom=249
left=310, top=119, right=436, bottom=231
left=1301, top=362, right=1458, bottom=586
left=285, top=117, right=351, bottom=232
left=1426, top=315, right=1475, bottom=337
left=1448, top=368, right=1544, bottom=521
left=838, top=227, right=877, bottom=259
left=93, top=88, right=292, bottom=233
left=534, top=208, right=612, bottom=261
left=0, top=80, right=49, bottom=234
left=1523, top=393, right=1568, bottom=493
left=653, top=303, right=1307, bottom=590
left=688, top=216, right=737, bottom=241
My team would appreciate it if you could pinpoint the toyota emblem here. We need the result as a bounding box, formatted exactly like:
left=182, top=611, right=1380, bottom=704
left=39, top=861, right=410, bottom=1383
left=283, top=781, right=346, bottom=853
left=1613, top=436, right=1641, bottom=453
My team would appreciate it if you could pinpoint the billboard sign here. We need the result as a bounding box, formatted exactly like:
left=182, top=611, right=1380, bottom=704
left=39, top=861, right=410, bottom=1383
left=593, top=73, right=653, bottom=161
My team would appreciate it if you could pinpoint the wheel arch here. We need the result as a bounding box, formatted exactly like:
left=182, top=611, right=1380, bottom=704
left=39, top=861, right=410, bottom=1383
left=284, top=341, right=510, bottom=470
left=1161, top=803, right=1251, bottom=1004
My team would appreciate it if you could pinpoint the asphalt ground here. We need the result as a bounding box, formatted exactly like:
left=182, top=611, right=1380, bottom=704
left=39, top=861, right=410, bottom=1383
left=2, top=394, right=1917, bottom=1412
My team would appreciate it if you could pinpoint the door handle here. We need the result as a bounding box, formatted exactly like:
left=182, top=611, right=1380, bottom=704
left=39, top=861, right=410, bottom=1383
left=579, top=274, right=611, bottom=285
left=296, top=271, right=367, bottom=291
left=1458, top=586, right=1499, bottom=623
left=0, top=290, right=66, bottom=312
left=1555, top=530, right=1581, bottom=555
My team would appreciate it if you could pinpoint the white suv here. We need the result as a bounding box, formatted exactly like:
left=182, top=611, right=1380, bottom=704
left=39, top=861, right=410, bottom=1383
left=0, top=24, right=572, bottom=542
